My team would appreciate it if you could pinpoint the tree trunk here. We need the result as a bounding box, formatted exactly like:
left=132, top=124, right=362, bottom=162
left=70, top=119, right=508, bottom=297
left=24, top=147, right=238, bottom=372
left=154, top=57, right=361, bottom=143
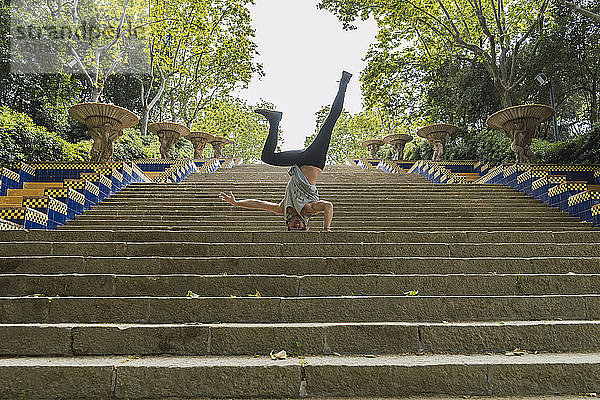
left=91, top=87, right=101, bottom=103
left=140, top=107, right=150, bottom=135
left=498, top=87, right=513, bottom=108
left=487, top=63, right=513, bottom=108
left=139, top=72, right=167, bottom=135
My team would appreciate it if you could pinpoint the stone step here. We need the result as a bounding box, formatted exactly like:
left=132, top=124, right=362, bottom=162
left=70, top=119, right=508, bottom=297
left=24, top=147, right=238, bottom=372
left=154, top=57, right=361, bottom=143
left=1, top=295, right=597, bottom=323
left=117, top=187, right=518, bottom=193
left=2, top=256, right=599, bottom=275
left=58, top=222, right=596, bottom=231
left=0, top=352, right=598, bottom=398
left=64, top=216, right=590, bottom=225
left=1, top=273, right=599, bottom=297
left=1, top=321, right=599, bottom=356
left=85, top=204, right=560, bottom=212
left=4, top=229, right=600, bottom=243
left=101, top=191, right=541, bottom=198
left=100, top=197, right=542, bottom=205
left=108, top=188, right=532, bottom=195
left=78, top=210, right=568, bottom=218
left=3, top=241, right=600, bottom=258
left=68, top=216, right=582, bottom=224
left=109, top=185, right=528, bottom=193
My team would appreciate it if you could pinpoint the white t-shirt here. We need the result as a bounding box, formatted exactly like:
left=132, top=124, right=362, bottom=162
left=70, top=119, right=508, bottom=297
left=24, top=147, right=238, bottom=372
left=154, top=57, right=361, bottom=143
left=284, top=165, right=319, bottom=226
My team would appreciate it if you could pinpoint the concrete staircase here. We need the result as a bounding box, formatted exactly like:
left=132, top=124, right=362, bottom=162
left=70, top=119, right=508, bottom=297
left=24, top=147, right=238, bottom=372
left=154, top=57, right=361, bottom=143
left=1, top=164, right=599, bottom=398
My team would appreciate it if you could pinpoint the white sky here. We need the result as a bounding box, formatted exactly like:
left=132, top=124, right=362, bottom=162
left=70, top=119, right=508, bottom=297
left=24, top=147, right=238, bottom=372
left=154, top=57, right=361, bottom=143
left=236, top=0, right=378, bottom=150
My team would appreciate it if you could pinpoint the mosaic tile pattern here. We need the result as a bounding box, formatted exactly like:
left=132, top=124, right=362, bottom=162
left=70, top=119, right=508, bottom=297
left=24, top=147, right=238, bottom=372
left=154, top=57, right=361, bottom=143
left=0, top=218, right=23, bottom=230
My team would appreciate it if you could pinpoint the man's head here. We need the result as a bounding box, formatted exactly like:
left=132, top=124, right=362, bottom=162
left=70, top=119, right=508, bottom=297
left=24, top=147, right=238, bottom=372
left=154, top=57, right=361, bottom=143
left=286, top=212, right=307, bottom=231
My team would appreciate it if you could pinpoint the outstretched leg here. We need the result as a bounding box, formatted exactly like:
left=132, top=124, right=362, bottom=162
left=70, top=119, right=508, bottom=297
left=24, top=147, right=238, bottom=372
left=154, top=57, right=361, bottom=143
left=257, top=109, right=304, bottom=166
left=301, top=71, right=352, bottom=169
left=257, top=71, right=352, bottom=169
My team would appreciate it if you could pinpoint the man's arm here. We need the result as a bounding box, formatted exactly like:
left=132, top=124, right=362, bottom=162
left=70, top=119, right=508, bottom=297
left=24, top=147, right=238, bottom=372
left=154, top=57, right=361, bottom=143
left=219, top=191, right=284, bottom=215
left=304, top=200, right=333, bottom=231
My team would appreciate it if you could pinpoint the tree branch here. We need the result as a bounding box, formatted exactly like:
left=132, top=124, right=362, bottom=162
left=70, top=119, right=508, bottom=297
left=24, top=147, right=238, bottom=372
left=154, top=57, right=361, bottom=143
left=565, top=1, right=600, bottom=23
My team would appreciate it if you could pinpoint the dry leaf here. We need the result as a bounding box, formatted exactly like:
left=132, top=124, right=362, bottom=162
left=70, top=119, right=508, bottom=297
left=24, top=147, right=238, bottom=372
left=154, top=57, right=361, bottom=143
left=270, top=350, right=287, bottom=360
left=505, top=348, right=528, bottom=356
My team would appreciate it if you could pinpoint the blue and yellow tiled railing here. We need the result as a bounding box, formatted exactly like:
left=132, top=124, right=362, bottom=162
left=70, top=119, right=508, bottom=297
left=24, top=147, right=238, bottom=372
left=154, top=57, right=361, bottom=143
left=0, top=157, right=251, bottom=230
left=395, top=159, right=600, bottom=227
left=0, top=160, right=184, bottom=230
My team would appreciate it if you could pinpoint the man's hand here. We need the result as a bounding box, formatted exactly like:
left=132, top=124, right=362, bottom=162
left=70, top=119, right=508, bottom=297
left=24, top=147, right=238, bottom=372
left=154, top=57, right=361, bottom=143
left=304, top=200, right=333, bottom=231
left=219, top=191, right=237, bottom=206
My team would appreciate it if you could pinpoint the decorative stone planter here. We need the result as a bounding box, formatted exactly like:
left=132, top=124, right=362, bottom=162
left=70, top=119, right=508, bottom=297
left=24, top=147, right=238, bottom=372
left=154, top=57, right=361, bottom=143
left=362, top=139, right=385, bottom=159
left=209, top=136, right=232, bottom=158
left=68, top=103, right=139, bottom=162
left=186, top=132, right=215, bottom=159
left=148, top=122, right=191, bottom=160
left=487, top=104, right=555, bottom=164
left=417, top=124, right=459, bottom=162
left=383, top=134, right=413, bottom=161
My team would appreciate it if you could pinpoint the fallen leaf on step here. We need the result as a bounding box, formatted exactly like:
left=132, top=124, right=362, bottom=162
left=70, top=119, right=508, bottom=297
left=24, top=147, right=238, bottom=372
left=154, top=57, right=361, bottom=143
left=186, top=291, right=199, bottom=298
left=270, top=350, right=287, bottom=360
left=505, top=348, right=528, bottom=356
left=248, top=290, right=261, bottom=297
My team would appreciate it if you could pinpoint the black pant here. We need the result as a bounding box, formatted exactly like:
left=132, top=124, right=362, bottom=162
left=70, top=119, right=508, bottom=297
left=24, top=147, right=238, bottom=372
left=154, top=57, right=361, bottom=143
left=261, top=81, right=347, bottom=170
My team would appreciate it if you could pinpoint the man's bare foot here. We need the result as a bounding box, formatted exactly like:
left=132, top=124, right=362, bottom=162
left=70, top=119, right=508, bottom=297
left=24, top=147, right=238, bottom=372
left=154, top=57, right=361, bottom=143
left=255, top=109, right=282, bottom=122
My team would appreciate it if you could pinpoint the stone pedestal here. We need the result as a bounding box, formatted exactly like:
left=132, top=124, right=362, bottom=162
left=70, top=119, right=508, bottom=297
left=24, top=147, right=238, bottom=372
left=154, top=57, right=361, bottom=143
left=362, top=139, right=385, bottom=159
left=148, top=122, right=191, bottom=160
left=487, top=105, right=555, bottom=164
left=417, top=124, right=459, bottom=162
left=68, top=103, right=139, bottom=162
left=186, top=132, right=215, bottom=159
left=209, top=137, right=232, bottom=158
left=383, top=134, right=413, bottom=161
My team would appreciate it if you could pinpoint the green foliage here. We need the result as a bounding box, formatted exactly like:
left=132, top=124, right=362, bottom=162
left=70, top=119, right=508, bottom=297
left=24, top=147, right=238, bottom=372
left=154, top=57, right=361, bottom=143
left=112, top=129, right=161, bottom=161
left=174, top=138, right=194, bottom=160
left=531, top=124, right=600, bottom=164
left=406, top=138, right=433, bottom=161
left=441, top=125, right=600, bottom=166
left=445, top=128, right=513, bottom=165
left=0, top=73, right=86, bottom=138
left=193, top=97, right=272, bottom=161
left=319, top=0, right=551, bottom=108
left=519, top=0, right=600, bottom=129
left=0, top=105, right=70, bottom=165
left=154, top=0, right=263, bottom=126
left=0, top=106, right=168, bottom=166
left=305, top=108, right=386, bottom=164
left=376, top=144, right=394, bottom=160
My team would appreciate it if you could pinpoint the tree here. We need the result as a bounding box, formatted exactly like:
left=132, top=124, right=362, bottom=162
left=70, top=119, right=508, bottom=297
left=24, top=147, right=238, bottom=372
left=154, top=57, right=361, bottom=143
left=11, top=0, right=148, bottom=102
left=146, top=0, right=262, bottom=131
left=318, top=0, right=550, bottom=107
left=361, top=47, right=426, bottom=132
left=530, top=0, right=600, bottom=127
left=362, top=42, right=500, bottom=130
left=0, top=2, right=86, bottom=136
